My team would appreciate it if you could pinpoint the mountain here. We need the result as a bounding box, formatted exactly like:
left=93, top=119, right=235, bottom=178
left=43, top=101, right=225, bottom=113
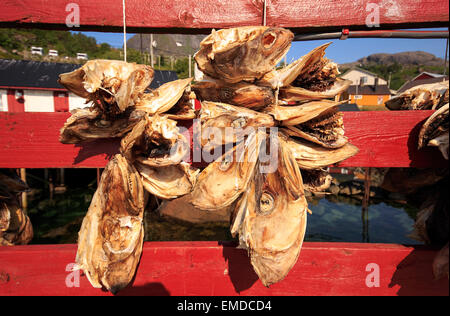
left=127, top=34, right=206, bottom=57
left=340, top=51, right=448, bottom=90
left=342, top=51, right=446, bottom=69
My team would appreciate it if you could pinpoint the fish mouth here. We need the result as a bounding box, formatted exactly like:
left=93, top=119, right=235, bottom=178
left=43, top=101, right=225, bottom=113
left=285, top=106, right=347, bottom=148
left=293, top=59, right=338, bottom=92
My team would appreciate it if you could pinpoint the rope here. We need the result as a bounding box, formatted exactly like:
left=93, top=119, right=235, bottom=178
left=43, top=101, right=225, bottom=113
left=263, top=0, right=267, bottom=26
left=122, top=0, right=127, bottom=62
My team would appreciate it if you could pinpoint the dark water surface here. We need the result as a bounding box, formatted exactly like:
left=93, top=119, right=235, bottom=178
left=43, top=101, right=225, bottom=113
left=306, top=196, right=420, bottom=244
left=27, top=187, right=421, bottom=245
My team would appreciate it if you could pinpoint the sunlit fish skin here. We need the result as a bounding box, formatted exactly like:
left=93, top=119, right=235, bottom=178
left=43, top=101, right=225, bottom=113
left=135, top=78, right=193, bottom=115
left=199, top=101, right=275, bottom=151
left=59, top=108, right=145, bottom=144
left=280, top=132, right=358, bottom=170
left=191, top=131, right=265, bottom=211
left=193, top=79, right=275, bottom=110
left=59, top=60, right=154, bottom=116
left=281, top=106, right=349, bottom=149
left=75, top=154, right=145, bottom=294
left=195, top=27, right=293, bottom=83
left=136, top=161, right=199, bottom=200
left=279, top=79, right=351, bottom=102
left=264, top=100, right=344, bottom=126
left=231, top=139, right=308, bottom=287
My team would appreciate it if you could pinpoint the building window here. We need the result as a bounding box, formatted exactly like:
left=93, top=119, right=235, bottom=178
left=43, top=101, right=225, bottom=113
left=360, top=77, right=368, bottom=84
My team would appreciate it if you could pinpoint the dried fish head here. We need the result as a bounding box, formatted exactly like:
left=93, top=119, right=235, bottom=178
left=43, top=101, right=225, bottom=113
left=281, top=105, right=348, bottom=149
left=59, top=60, right=154, bottom=116
left=231, top=138, right=308, bottom=286
left=279, top=79, right=351, bottom=102
left=136, top=78, right=193, bottom=115
left=195, top=27, right=293, bottom=83
left=75, top=154, right=145, bottom=293
left=280, top=133, right=358, bottom=169
left=418, top=103, right=449, bottom=160
left=60, top=107, right=145, bottom=144
left=136, top=161, right=199, bottom=200
left=265, top=100, right=343, bottom=125
left=386, top=80, right=449, bottom=111
left=259, top=42, right=332, bottom=89
left=0, top=202, right=33, bottom=246
left=191, top=131, right=265, bottom=210
left=199, top=101, right=275, bottom=151
left=121, top=115, right=189, bottom=166
left=193, top=80, right=274, bottom=110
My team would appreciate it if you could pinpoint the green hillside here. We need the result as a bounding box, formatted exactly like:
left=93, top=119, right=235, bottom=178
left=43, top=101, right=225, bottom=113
left=0, top=28, right=192, bottom=78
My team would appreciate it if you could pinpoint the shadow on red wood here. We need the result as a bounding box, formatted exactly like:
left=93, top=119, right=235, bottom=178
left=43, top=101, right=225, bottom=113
left=0, top=242, right=448, bottom=296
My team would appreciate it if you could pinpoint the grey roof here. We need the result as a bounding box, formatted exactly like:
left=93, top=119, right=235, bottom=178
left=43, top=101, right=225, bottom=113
left=0, top=59, right=177, bottom=90
left=397, top=76, right=449, bottom=94
left=347, top=84, right=391, bottom=95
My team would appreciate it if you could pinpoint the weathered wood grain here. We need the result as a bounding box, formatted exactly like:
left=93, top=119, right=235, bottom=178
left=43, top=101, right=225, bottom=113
left=0, top=0, right=447, bottom=33
left=0, top=111, right=446, bottom=169
left=0, top=242, right=447, bottom=296
left=268, top=0, right=449, bottom=31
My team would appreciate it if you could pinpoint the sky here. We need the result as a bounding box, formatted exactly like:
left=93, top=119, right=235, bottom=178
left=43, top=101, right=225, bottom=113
left=81, top=29, right=449, bottom=65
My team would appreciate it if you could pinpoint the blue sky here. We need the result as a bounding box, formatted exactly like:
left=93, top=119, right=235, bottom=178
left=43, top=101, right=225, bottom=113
left=81, top=30, right=449, bottom=65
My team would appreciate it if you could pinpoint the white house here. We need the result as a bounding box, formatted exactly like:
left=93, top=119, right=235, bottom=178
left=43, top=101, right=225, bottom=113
left=341, top=67, right=388, bottom=86
left=0, top=59, right=178, bottom=113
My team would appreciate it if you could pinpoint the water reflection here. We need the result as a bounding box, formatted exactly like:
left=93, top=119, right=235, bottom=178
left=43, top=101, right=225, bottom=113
left=306, top=195, right=421, bottom=245
left=25, top=186, right=421, bottom=245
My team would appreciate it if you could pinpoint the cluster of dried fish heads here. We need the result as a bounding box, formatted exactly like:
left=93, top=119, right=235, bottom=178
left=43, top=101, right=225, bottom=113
left=59, top=60, right=200, bottom=293
left=58, top=25, right=359, bottom=291
left=191, top=26, right=358, bottom=286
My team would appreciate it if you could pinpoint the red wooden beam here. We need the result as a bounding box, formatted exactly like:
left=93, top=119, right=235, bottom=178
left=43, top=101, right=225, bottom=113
left=0, top=111, right=446, bottom=168
left=0, top=0, right=447, bottom=33
left=0, top=242, right=447, bottom=296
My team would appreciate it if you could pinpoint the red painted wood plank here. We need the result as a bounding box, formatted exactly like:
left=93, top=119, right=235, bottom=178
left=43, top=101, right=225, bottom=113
left=268, top=0, right=449, bottom=30
left=0, top=242, right=447, bottom=296
left=0, top=111, right=447, bottom=168
left=337, top=111, right=447, bottom=168
left=0, top=0, right=447, bottom=33
left=0, top=0, right=263, bottom=33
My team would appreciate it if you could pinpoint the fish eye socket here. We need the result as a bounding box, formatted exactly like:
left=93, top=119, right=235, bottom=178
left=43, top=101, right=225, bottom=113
left=95, top=120, right=111, bottom=127
left=219, top=155, right=233, bottom=171
left=231, top=117, right=247, bottom=128
left=259, top=192, right=275, bottom=215
left=262, top=32, right=277, bottom=49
